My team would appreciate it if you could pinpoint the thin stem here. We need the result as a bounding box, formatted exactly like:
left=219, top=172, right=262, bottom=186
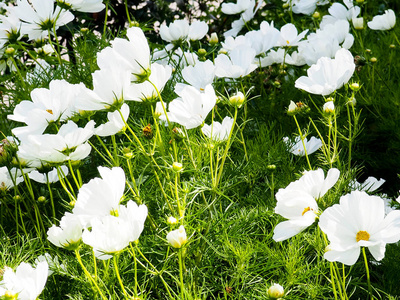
left=293, top=115, right=312, bottom=170
left=114, top=255, right=128, bottom=298
left=362, top=247, right=374, bottom=300
left=178, top=249, right=185, bottom=300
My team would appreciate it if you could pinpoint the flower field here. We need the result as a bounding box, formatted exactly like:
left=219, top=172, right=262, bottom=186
left=1, top=0, right=400, bottom=299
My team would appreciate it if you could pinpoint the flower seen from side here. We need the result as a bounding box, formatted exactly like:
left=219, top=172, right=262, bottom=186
left=367, top=9, right=396, bottom=31
left=167, top=225, right=187, bottom=248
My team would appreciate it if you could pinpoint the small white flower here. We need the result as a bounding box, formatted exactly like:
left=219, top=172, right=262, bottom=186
left=350, top=176, right=385, bottom=192
left=283, top=136, right=322, bottom=156
left=47, top=213, right=83, bottom=250
left=267, top=283, right=285, bottom=299
left=368, top=9, right=396, bottom=31
left=202, top=117, right=234, bottom=142
left=167, top=225, right=187, bottom=248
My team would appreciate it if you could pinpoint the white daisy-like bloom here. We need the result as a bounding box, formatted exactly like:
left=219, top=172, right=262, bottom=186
left=58, top=0, right=105, bottom=13
left=319, top=191, right=400, bottom=265
left=350, top=176, right=386, bottom=193
left=273, top=168, right=340, bottom=241
left=160, top=19, right=190, bottom=43
left=202, top=116, right=234, bottom=142
left=221, top=0, right=254, bottom=15
left=277, top=23, right=308, bottom=47
left=215, top=45, right=257, bottom=78
left=72, top=166, right=126, bottom=225
left=174, top=60, right=216, bottom=94
left=0, top=260, right=48, bottom=300
left=367, top=9, right=396, bottom=31
left=188, top=20, right=209, bottom=41
left=13, top=0, right=74, bottom=41
left=320, top=0, right=360, bottom=27
left=283, top=136, right=322, bottom=156
left=47, top=213, right=84, bottom=250
left=118, top=200, right=148, bottom=242
left=28, top=165, right=69, bottom=184
left=295, top=48, right=355, bottom=96
left=0, top=7, right=23, bottom=46
left=127, top=63, right=172, bottom=102
left=9, top=80, right=84, bottom=138
left=162, top=84, right=217, bottom=130
left=167, top=225, right=187, bottom=248
left=94, top=103, right=130, bottom=137
left=16, top=120, right=94, bottom=165
left=0, top=166, right=24, bottom=191
left=82, top=215, right=133, bottom=260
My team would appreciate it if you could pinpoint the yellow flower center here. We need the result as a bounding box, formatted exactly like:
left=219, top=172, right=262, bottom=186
left=356, top=230, right=370, bottom=242
left=302, top=207, right=312, bottom=216
left=46, top=109, right=53, bottom=114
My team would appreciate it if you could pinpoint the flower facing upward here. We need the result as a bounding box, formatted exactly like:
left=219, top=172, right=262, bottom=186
left=319, top=191, right=400, bottom=265
left=167, top=225, right=187, bottom=248
left=295, top=48, right=355, bottom=96
left=367, top=9, right=396, bottom=31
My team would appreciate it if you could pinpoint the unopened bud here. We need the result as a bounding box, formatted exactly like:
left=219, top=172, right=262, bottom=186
left=312, top=11, right=320, bottom=19
left=349, top=82, right=361, bottom=91
left=209, top=32, right=218, bottom=45
left=323, top=101, right=335, bottom=114
left=5, top=47, right=15, bottom=56
left=172, top=162, right=183, bottom=172
left=267, top=283, right=284, bottom=299
left=370, top=57, right=377, bottom=63
left=167, top=216, right=178, bottom=225
left=198, top=48, right=207, bottom=57
left=229, top=91, right=245, bottom=107
left=37, top=196, right=46, bottom=203
left=352, top=17, right=364, bottom=30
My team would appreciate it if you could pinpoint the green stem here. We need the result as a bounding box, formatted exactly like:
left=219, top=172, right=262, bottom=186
left=362, top=247, right=374, bottom=300
left=293, top=114, right=312, bottom=170
left=179, top=249, right=185, bottom=300
left=75, top=249, right=108, bottom=300
left=114, top=255, right=129, bottom=298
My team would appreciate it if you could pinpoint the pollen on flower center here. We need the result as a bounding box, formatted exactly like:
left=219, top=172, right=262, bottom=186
left=46, top=109, right=53, bottom=114
left=356, top=230, right=370, bottom=242
left=302, top=206, right=313, bottom=216
left=110, top=209, right=119, bottom=217
left=286, top=40, right=290, bottom=44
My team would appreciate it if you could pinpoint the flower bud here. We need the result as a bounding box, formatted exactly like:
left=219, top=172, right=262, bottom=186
left=282, top=3, right=289, bottom=9
left=172, top=162, right=183, bottom=172
left=209, top=32, right=218, bottom=46
left=167, top=216, right=178, bottom=225
left=352, top=17, right=364, bottom=29
left=312, top=11, right=320, bottom=19
left=198, top=48, right=207, bottom=57
left=349, top=82, right=361, bottom=91
left=323, top=101, right=335, bottom=114
left=37, top=196, right=46, bottom=203
left=347, top=95, right=356, bottom=106
left=370, top=57, right=377, bottom=63
left=267, top=283, right=284, bottom=299
left=166, top=225, right=187, bottom=248
left=3, top=290, right=17, bottom=300
left=390, top=44, right=396, bottom=49
left=229, top=91, right=245, bottom=108
left=355, top=0, right=364, bottom=3
left=5, top=47, right=15, bottom=56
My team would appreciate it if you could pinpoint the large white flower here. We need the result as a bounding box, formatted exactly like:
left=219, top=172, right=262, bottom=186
left=0, top=260, right=48, bottom=300
left=319, top=191, right=400, bottom=265
left=295, top=48, right=355, bottom=95
left=277, top=23, right=308, bottom=47
left=13, top=0, right=74, bottom=41
left=72, top=166, right=126, bottom=224
left=175, top=60, right=216, bottom=93
left=368, top=9, right=396, bottom=31
left=162, top=84, right=217, bottom=130
left=273, top=168, right=340, bottom=241
left=215, top=45, right=257, bottom=78
left=94, top=103, right=130, bottom=137
left=221, top=0, right=253, bottom=15
left=9, top=80, right=83, bottom=138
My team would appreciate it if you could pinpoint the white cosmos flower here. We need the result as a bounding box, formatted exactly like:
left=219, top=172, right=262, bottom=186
left=118, top=200, right=148, bottom=242
left=0, top=7, right=23, bottom=46
left=188, top=20, right=209, bottom=41
left=175, top=60, right=216, bottom=93
left=167, top=225, right=187, bottom=248
left=9, top=80, right=84, bottom=138
left=17, top=120, right=95, bottom=165
left=202, top=116, right=234, bottom=142
left=0, top=260, right=48, bottom=300
left=283, top=136, right=322, bottom=156
left=277, top=23, right=308, bottom=47
left=319, top=191, right=400, bottom=265
left=94, top=103, right=129, bottom=137
left=160, top=19, right=190, bottom=43
left=28, top=165, right=68, bottom=184
left=47, top=213, right=83, bottom=250
left=368, top=9, right=396, bottom=31
left=162, top=84, right=217, bottom=130
left=221, top=0, right=253, bottom=15
left=59, top=0, right=105, bottom=13
left=295, top=48, right=355, bottom=95
left=72, top=166, right=126, bottom=224
left=97, top=27, right=151, bottom=83
left=273, top=168, right=340, bottom=241
left=13, top=0, right=74, bottom=41
left=215, top=45, right=257, bottom=78
left=0, top=166, right=24, bottom=191
left=82, top=215, right=132, bottom=260
left=350, top=176, right=386, bottom=193
left=244, top=26, right=280, bottom=56
left=321, top=0, right=360, bottom=27
left=127, top=63, right=172, bottom=102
